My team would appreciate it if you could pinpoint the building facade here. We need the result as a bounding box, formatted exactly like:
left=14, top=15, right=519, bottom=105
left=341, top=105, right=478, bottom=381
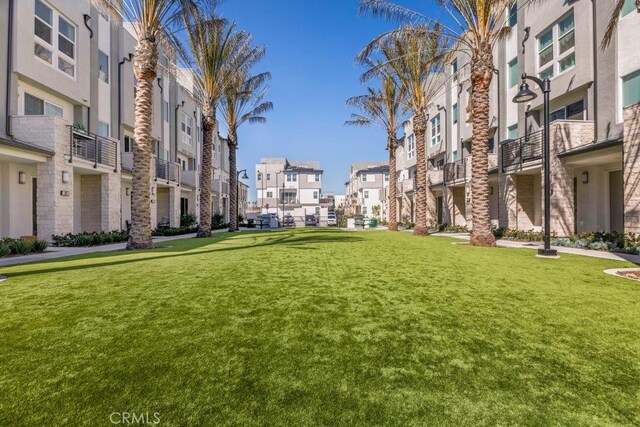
left=255, top=157, right=330, bottom=225
left=395, top=0, right=640, bottom=235
left=344, top=161, right=390, bottom=219
left=0, top=0, right=238, bottom=239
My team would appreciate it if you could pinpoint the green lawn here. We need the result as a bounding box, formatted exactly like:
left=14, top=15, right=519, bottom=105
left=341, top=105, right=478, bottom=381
left=1, top=229, right=639, bottom=425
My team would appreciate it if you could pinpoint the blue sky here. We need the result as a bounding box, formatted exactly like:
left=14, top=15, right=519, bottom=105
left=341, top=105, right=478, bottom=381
left=215, top=0, right=440, bottom=200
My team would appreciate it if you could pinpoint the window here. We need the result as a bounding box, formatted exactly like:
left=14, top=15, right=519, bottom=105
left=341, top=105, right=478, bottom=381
left=313, top=191, right=319, bottom=199
left=162, top=101, right=169, bottom=122
left=384, top=172, right=389, bottom=182
left=623, top=69, right=640, bottom=108
left=34, top=0, right=76, bottom=78
left=267, top=191, right=273, bottom=198
left=623, top=0, right=637, bottom=16
left=508, top=124, right=518, bottom=139
left=407, top=134, right=415, bottom=159
left=488, top=138, right=495, bottom=153
left=361, top=174, right=367, bottom=182
left=160, top=54, right=169, bottom=69
left=24, top=93, right=63, bottom=117
left=362, top=206, right=368, bottom=215
left=508, top=58, right=519, bottom=88
left=181, top=113, right=192, bottom=145
left=550, top=99, right=585, bottom=122
left=508, top=1, right=517, bottom=27
left=314, top=173, right=321, bottom=182
left=286, top=173, right=297, bottom=182
left=97, top=121, right=109, bottom=138
left=257, top=172, right=262, bottom=180
left=98, top=50, right=109, bottom=83
left=452, top=150, right=458, bottom=162
left=364, top=191, right=369, bottom=199
left=124, top=136, right=133, bottom=152
left=430, top=114, right=441, bottom=146
left=451, top=59, right=458, bottom=83
left=267, top=173, right=271, bottom=180
left=537, top=11, right=575, bottom=79
left=452, top=103, right=458, bottom=124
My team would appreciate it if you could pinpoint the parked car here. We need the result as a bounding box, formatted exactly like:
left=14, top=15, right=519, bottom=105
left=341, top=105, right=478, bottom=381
left=327, top=212, right=337, bottom=226
left=304, top=215, right=318, bottom=227
left=282, top=214, right=295, bottom=227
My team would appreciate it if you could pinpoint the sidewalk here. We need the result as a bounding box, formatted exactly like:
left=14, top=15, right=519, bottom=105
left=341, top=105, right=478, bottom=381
left=430, top=232, right=640, bottom=264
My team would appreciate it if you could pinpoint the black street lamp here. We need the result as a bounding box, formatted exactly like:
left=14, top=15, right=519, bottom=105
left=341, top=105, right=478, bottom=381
left=513, top=73, right=558, bottom=257
left=234, top=169, right=249, bottom=231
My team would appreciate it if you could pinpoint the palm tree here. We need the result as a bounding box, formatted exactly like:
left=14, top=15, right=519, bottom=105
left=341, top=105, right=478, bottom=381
left=603, top=0, right=639, bottom=48
left=358, top=28, right=447, bottom=236
left=360, top=0, right=513, bottom=246
left=181, top=7, right=250, bottom=237
left=345, top=73, right=405, bottom=231
left=220, top=69, right=273, bottom=232
left=91, top=0, right=199, bottom=249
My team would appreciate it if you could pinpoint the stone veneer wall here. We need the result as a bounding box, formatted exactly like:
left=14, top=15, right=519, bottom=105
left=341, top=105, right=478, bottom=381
left=624, top=104, right=640, bottom=233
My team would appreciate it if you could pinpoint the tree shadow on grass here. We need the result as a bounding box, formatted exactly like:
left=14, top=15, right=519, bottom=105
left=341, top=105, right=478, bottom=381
left=2, top=230, right=364, bottom=279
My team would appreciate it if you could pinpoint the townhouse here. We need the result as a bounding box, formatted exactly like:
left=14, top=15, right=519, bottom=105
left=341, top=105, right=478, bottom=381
left=344, top=161, right=390, bottom=219
left=0, top=0, right=237, bottom=239
left=396, top=0, right=640, bottom=235
left=255, top=157, right=331, bottom=225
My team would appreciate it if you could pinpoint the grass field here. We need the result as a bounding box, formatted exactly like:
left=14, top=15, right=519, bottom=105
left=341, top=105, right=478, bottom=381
left=1, top=229, right=638, bottom=425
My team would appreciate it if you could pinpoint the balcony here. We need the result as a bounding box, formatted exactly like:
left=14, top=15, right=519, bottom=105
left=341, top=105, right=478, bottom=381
left=427, top=165, right=444, bottom=185
left=69, top=127, right=118, bottom=171
left=500, top=130, right=543, bottom=172
left=444, top=159, right=466, bottom=184
left=153, top=157, right=179, bottom=183
left=400, top=178, right=415, bottom=193
left=180, top=169, right=198, bottom=188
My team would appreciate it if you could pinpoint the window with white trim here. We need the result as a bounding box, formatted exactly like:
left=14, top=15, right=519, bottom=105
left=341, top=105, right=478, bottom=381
left=98, top=50, right=109, bottom=83
left=361, top=174, right=367, bottom=182
left=622, top=69, right=640, bottom=108
left=430, top=114, right=441, bottom=146
left=286, top=173, right=297, bottom=182
left=124, top=136, right=133, bottom=153
left=162, top=101, right=169, bottom=122
left=508, top=123, right=518, bottom=140
left=452, top=103, right=458, bottom=124
left=384, top=172, right=389, bottom=182
left=537, top=11, right=575, bottom=80
left=622, top=0, right=637, bottom=16
left=24, top=93, right=63, bottom=117
left=549, top=99, right=585, bottom=122
left=313, top=191, right=319, bottom=199
left=362, top=206, right=368, bottom=215
left=364, top=190, right=369, bottom=199
left=267, top=191, right=273, bottom=198
left=508, top=1, right=517, bottom=27
left=181, top=113, right=192, bottom=145
left=97, top=121, right=109, bottom=138
left=508, top=57, right=519, bottom=88
left=34, top=0, right=76, bottom=78
left=407, top=134, right=415, bottom=159
left=451, top=59, right=458, bottom=83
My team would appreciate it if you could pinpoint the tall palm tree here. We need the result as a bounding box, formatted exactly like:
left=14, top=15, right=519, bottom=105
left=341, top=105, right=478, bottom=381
left=345, top=73, right=405, bottom=231
left=360, top=0, right=513, bottom=246
left=91, top=0, right=199, bottom=249
left=181, top=7, right=249, bottom=237
left=220, top=69, right=273, bottom=232
left=359, top=28, right=447, bottom=236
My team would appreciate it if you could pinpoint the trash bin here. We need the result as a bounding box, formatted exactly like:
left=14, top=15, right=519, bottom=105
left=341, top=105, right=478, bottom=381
left=370, top=218, right=378, bottom=228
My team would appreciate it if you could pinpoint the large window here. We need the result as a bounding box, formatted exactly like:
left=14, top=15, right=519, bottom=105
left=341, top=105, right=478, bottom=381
left=24, top=93, right=63, bottom=117
left=622, top=0, right=637, bottom=16
left=537, top=11, right=575, bottom=79
left=430, top=114, right=441, bottom=146
left=508, top=123, right=518, bottom=140
left=364, top=191, right=369, bottom=199
left=452, top=103, right=458, bottom=124
left=508, top=58, right=519, bottom=88
left=623, top=69, right=640, bottom=108
left=162, top=101, right=169, bottom=122
left=181, top=113, right=192, bottom=145
left=508, top=1, right=517, bottom=27
left=97, top=121, right=109, bottom=138
left=34, top=0, right=76, bottom=78
left=361, top=174, right=367, bottom=182
left=286, top=173, right=297, bottom=182
left=407, top=134, right=415, bottom=159
left=451, top=59, right=458, bottom=83
left=98, top=50, right=109, bottom=83
left=313, top=191, right=319, bottom=199
left=549, top=99, right=585, bottom=122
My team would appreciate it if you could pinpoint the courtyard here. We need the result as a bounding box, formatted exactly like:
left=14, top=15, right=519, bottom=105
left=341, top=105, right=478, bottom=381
left=0, top=229, right=639, bottom=425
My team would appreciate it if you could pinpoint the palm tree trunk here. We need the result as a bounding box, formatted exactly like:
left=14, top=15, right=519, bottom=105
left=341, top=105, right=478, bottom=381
left=198, top=101, right=215, bottom=238
left=413, top=111, right=428, bottom=236
left=469, top=48, right=497, bottom=247
left=228, top=138, right=237, bottom=232
left=387, top=134, right=398, bottom=231
left=126, top=37, right=157, bottom=250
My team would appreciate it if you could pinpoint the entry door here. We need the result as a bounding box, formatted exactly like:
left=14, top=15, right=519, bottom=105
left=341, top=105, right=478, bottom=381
left=32, top=178, right=38, bottom=236
left=436, top=196, right=443, bottom=225
left=609, top=170, right=623, bottom=232
left=180, top=197, right=188, bottom=218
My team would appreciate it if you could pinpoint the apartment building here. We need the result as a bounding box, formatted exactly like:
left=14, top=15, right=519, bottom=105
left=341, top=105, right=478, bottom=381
left=344, top=161, right=390, bottom=219
left=255, top=157, right=330, bottom=225
left=395, top=0, right=640, bottom=235
left=0, top=0, right=235, bottom=239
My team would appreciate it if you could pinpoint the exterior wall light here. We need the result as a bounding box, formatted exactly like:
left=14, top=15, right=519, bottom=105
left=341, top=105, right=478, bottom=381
left=582, top=172, right=589, bottom=184
left=18, top=171, right=26, bottom=184
left=62, top=171, right=70, bottom=183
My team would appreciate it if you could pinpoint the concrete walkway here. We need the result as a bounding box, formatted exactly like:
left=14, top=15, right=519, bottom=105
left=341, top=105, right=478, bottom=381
left=430, top=232, right=640, bottom=264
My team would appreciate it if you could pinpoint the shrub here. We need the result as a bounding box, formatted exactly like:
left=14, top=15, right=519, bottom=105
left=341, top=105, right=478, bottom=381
left=181, top=212, right=197, bottom=228
left=31, top=240, right=48, bottom=253
left=0, top=243, right=10, bottom=258
left=9, top=239, right=33, bottom=255
left=52, top=231, right=129, bottom=247
left=152, top=226, right=198, bottom=237
left=212, top=212, right=226, bottom=229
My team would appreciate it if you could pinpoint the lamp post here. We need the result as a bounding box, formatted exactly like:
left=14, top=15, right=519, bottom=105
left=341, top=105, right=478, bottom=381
left=513, top=73, right=557, bottom=257
left=234, top=169, right=249, bottom=231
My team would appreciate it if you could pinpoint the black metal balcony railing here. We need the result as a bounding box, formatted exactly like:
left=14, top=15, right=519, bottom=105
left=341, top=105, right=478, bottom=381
left=444, top=159, right=465, bottom=183
left=500, top=130, right=544, bottom=172
left=155, top=157, right=179, bottom=183
left=69, top=127, right=118, bottom=171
